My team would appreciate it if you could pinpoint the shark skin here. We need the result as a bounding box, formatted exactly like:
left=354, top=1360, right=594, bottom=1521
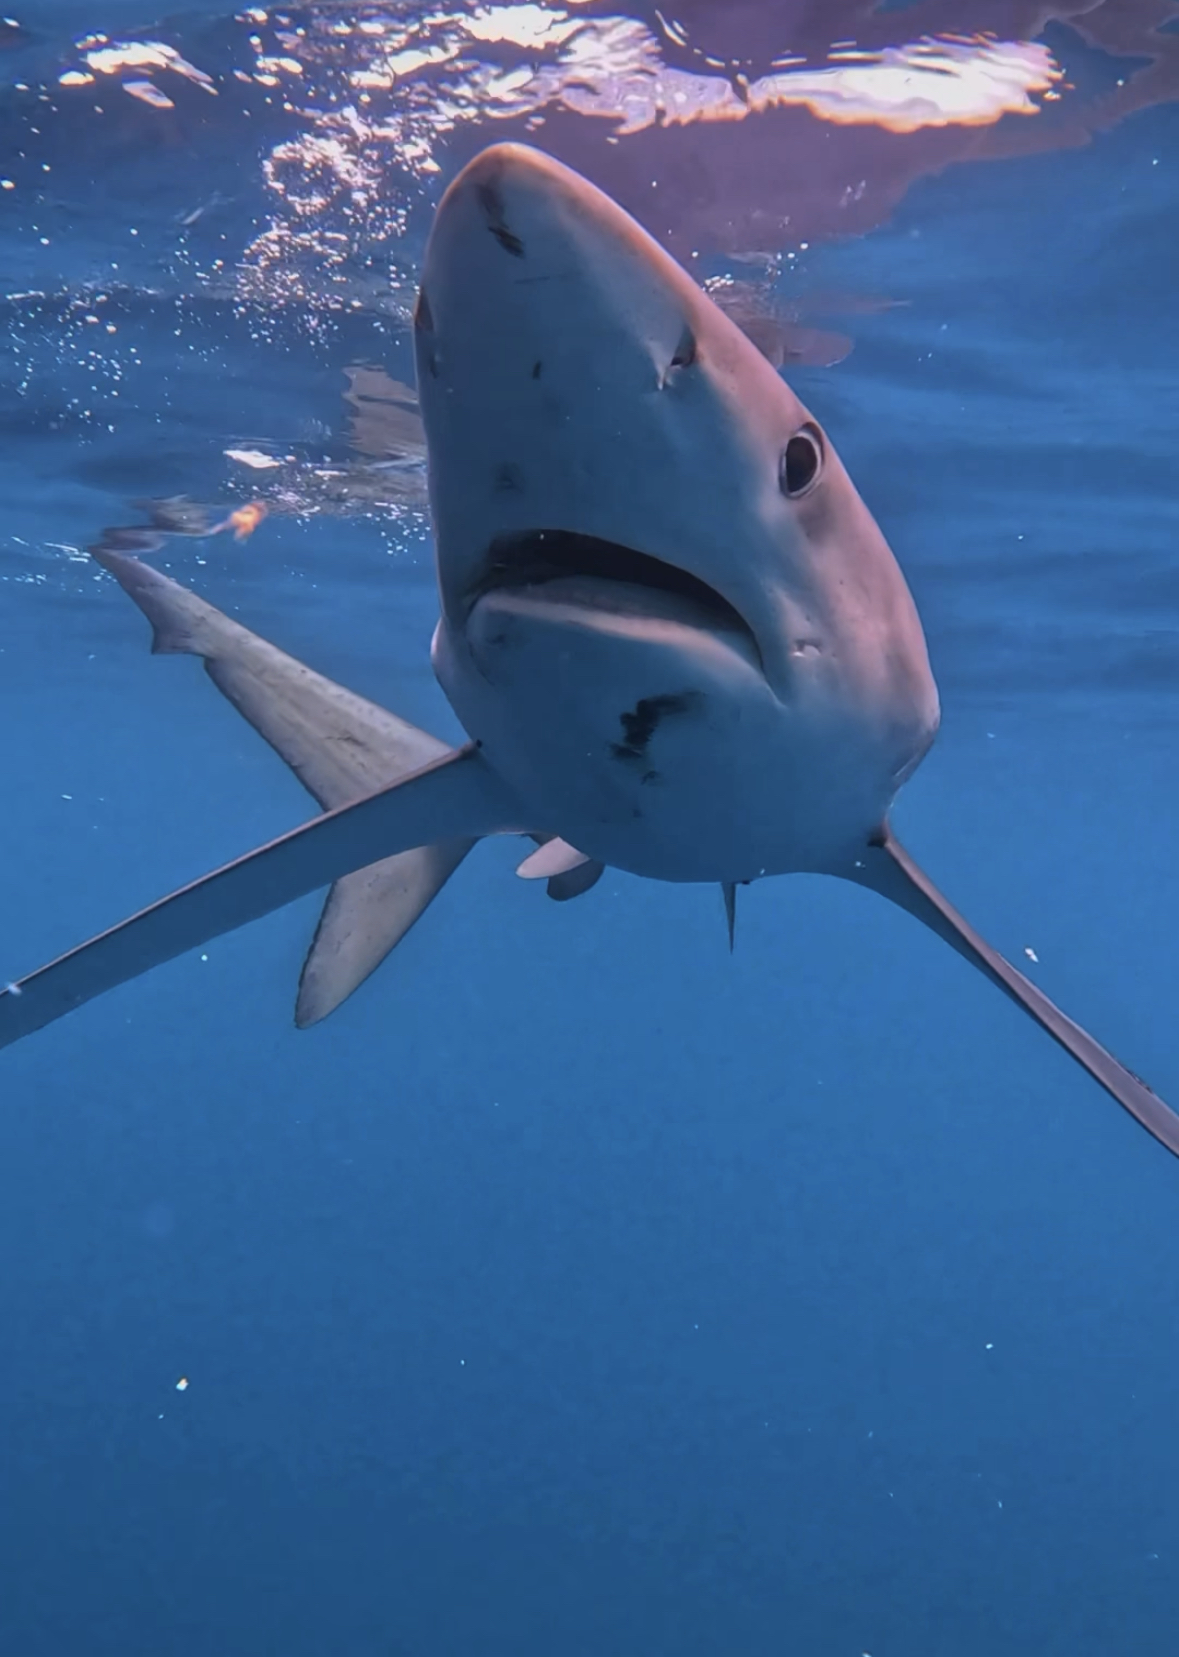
left=1, top=141, right=1175, bottom=1160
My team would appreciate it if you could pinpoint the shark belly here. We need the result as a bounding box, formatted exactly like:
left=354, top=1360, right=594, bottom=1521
left=432, top=578, right=892, bottom=883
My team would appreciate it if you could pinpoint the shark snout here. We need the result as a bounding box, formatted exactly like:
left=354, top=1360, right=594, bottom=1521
left=417, top=142, right=693, bottom=397
left=429, top=142, right=613, bottom=280
left=416, top=142, right=935, bottom=748
left=461, top=146, right=541, bottom=264
left=416, top=143, right=766, bottom=638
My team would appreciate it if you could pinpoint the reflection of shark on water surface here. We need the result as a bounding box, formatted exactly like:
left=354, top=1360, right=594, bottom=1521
left=90, top=290, right=856, bottom=558
left=89, top=370, right=433, bottom=555
left=4, top=143, right=1176, bottom=1159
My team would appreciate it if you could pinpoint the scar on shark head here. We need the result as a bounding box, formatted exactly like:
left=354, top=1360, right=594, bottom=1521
left=3, top=142, right=1176, bottom=1163
left=611, top=693, right=701, bottom=765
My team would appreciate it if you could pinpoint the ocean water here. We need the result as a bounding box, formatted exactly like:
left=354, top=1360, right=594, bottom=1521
left=2, top=4, right=1179, bottom=1653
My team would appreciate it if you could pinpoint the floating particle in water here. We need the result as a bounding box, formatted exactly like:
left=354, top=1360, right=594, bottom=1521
left=220, top=501, right=268, bottom=541
left=225, top=446, right=282, bottom=470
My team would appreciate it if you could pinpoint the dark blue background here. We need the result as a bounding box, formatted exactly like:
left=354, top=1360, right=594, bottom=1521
left=2, top=5, right=1179, bottom=1652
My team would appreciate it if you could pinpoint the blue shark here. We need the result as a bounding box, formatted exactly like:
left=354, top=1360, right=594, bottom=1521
left=3, top=143, right=1174, bottom=1158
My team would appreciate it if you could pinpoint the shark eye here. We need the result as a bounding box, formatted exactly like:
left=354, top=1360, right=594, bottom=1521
left=780, top=425, right=823, bottom=499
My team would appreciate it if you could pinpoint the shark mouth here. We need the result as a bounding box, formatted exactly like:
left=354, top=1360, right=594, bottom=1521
left=473, top=529, right=759, bottom=656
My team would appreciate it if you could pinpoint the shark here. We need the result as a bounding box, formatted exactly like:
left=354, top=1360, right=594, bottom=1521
left=2, top=142, right=1176, bottom=1158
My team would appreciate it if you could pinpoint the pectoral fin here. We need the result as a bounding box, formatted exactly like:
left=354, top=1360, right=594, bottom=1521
left=848, top=828, right=1179, bottom=1157
left=0, top=746, right=523, bottom=1052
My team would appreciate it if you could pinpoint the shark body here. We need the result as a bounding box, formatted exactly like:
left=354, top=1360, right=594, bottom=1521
left=2, top=143, right=1176, bottom=1158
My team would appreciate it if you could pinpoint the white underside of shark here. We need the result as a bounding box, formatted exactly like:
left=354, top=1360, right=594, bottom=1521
left=2, top=142, right=1175, bottom=1161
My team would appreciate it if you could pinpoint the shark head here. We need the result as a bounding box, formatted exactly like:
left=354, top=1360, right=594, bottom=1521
left=415, top=143, right=940, bottom=880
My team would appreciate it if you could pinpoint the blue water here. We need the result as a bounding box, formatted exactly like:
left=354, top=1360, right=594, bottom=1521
left=3, top=4, right=1179, bottom=1652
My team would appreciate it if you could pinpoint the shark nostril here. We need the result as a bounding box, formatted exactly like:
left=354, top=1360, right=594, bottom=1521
left=669, top=325, right=697, bottom=371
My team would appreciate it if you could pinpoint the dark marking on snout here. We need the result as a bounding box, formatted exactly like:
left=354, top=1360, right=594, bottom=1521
left=490, top=223, right=525, bottom=258
left=531, top=360, right=543, bottom=380
left=477, top=180, right=525, bottom=258
left=494, top=462, right=524, bottom=494
left=611, top=692, right=701, bottom=763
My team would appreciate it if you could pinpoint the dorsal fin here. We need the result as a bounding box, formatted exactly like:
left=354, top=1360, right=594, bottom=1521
left=93, top=549, right=477, bottom=1023
left=295, top=838, right=470, bottom=1027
